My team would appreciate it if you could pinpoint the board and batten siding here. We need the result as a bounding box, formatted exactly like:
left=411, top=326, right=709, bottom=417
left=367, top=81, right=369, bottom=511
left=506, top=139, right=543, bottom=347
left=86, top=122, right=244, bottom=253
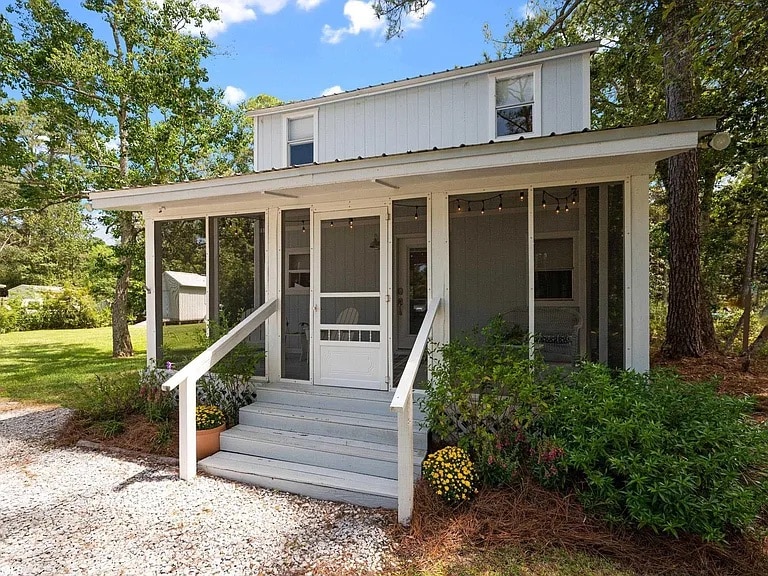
left=255, top=53, right=590, bottom=171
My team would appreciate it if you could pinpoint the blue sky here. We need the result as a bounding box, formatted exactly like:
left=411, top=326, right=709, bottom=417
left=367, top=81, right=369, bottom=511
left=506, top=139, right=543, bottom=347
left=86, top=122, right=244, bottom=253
left=68, top=0, right=527, bottom=105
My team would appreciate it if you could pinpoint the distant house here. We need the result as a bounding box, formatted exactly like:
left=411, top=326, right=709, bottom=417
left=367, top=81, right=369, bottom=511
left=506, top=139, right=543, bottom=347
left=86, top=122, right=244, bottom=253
left=162, top=271, right=206, bottom=323
left=7, top=284, right=63, bottom=307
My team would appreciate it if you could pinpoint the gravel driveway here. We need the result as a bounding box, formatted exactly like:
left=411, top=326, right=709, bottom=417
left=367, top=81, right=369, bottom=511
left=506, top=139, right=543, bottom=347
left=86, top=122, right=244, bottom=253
left=0, top=403, right=397, bottom=575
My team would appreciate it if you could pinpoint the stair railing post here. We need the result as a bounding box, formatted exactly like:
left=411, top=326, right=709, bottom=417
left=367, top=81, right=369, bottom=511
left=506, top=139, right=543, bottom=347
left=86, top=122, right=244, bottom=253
left=397, top=387, right=414, bottom=525
left=179, top=376, right=197, bottom=481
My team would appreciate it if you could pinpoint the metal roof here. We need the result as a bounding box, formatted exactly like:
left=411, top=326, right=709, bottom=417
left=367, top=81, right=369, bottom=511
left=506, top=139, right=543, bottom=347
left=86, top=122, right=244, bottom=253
left=162, top=271, right=206, bottom=289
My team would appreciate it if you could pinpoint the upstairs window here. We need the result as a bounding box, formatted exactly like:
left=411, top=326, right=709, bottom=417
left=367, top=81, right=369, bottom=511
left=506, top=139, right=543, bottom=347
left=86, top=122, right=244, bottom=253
left=494, top=73, right=534, bottom=138
left=287, top=115, right=314, bottom=166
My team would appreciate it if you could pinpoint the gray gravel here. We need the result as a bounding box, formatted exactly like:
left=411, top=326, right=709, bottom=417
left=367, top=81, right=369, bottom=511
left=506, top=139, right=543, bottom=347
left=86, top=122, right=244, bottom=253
left=0, top=403, right=398, bottom=575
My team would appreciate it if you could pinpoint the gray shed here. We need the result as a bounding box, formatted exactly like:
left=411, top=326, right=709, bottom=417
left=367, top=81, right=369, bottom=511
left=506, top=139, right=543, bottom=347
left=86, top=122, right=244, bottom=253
left=162, top=271, right=206, bottom=323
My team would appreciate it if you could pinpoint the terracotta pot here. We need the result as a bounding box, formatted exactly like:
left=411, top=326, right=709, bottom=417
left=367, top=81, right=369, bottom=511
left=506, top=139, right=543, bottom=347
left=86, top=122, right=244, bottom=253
left=196, top=423, right=226, bottom=460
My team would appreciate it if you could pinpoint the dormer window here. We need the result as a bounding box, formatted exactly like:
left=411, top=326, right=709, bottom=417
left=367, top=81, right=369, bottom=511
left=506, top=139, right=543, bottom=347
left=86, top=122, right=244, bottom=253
left=493, top=70, right=538, bottom=138
left=287, top=115, right=315, bottom=166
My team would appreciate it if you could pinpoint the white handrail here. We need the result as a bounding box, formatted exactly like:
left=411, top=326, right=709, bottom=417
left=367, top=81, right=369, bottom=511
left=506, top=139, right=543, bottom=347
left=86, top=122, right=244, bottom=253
left=163, top=298, right=278, bottom=481
left=389, top=297, right=441, bottom=525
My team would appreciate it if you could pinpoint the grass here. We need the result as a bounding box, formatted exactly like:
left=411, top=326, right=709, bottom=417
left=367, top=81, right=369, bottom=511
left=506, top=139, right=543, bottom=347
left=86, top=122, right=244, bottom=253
left=400, top=547, right=634, bottom=575
left=0, top=325, right=148, bottom=406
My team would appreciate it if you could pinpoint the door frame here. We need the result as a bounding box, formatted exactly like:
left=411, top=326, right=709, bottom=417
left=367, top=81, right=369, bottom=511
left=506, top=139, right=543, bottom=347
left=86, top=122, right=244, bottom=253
left=311, top=206, right=390, bottom=389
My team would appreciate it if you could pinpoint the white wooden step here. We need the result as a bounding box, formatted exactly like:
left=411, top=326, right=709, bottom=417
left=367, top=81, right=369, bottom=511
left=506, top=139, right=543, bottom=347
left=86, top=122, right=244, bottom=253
left=256, top=383, right=428, bottom=420
left=199, top=451, right=398, bottom=509
left=238, top=403, right=428, bottom=450
left=220, top=425, right=424, bottom=480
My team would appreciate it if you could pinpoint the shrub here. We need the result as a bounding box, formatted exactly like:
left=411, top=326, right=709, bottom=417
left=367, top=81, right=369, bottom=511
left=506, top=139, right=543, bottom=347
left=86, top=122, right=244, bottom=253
left=139, top=364, right=176, bottom=423
left=196, top=404, right=225, bottom=430
left=0, top=300, right=22, bottom=334
left=75, top=372, right=143, bottom=422
left=421, top=316, right=558, bottom=485
left=5, top=287, right=110, bottom=332
left=537, top=363, right=768, bottom=541
left=422, top=446, right=479, bottom=505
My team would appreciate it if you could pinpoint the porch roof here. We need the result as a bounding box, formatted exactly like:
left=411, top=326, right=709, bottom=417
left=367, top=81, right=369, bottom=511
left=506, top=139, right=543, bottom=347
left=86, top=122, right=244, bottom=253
left=89, top=118, right=717, bottom=213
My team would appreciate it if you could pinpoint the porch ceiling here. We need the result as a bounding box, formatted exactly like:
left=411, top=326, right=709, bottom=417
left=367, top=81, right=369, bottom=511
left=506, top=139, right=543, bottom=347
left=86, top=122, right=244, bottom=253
left=89, top=118, right=717, bottom=213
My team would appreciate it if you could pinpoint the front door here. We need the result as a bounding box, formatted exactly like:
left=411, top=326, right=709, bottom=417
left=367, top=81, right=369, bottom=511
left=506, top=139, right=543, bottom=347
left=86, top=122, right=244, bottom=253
left=312, top=208, right=389, bottom=389
left=396, top=237, right=428, bottom=350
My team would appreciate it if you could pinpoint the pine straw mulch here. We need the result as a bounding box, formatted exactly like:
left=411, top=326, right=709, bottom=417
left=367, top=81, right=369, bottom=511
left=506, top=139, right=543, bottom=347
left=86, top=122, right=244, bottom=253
left=57, top=412, right=179, bottom=458
left=653, top=352, right=768, bottom=419
left=393, top=478, right=768, bottom=576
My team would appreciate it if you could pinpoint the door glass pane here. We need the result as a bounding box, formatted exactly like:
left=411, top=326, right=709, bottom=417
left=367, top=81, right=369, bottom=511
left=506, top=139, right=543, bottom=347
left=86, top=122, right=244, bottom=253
left=282, top=209, right=310, bottom=380
left=321, top=216, right=380, bottom=293
left=409, top=248, right=428, bottom=335
left=320, top=296, right=379, bottom=325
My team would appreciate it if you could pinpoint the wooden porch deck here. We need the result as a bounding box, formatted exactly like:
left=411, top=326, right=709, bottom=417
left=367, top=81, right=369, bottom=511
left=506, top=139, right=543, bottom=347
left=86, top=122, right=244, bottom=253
left=199, top=382, right=428, bottom=508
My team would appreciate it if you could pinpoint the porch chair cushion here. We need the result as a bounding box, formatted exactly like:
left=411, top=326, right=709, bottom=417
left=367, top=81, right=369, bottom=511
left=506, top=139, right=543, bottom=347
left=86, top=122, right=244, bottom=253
left=501, top=307, right=582, bottom=364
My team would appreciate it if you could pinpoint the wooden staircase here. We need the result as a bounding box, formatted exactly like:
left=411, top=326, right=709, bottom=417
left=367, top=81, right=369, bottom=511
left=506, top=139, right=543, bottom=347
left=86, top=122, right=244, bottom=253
left=198, top=383, right=428, bottom=509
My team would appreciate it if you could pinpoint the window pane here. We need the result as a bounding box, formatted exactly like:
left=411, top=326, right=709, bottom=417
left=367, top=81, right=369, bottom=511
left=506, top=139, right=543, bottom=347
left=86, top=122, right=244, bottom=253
left=288, top=116, right=313, bottom=140
left=320, top=297, right=380, bottom=325
left=289, top=142, right=314, bottom=166
left=535, top=270, right=573, bottom=299
left=535, top=238, right=573, bottom=271
left=496, top=105, right=533, bottom=136
left=495, top=75, right=533, bottom=107
left=321, top=216, right=380, bottom=293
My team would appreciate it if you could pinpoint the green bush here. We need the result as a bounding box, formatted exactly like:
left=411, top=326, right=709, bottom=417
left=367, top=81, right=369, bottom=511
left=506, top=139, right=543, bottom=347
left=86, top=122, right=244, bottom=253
left=0, top=300, right=22, bottom=334
left=3, top=287, right=110, bottom=332
left=421, top=316, right=559, bottom=485
left=537, top=363, right=768, bottom=541
left=75, top=371, right=144, bottom=422
left=139, top=364, right=176, bottom=423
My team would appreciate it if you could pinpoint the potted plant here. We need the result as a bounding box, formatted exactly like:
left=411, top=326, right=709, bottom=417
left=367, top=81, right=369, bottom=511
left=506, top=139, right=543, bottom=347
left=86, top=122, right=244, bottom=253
left=196, top=404, right=226, bottom=460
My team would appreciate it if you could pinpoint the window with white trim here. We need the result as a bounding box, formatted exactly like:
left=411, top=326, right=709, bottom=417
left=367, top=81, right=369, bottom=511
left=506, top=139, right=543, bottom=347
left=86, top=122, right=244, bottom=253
left=287, top=116, right=314, bottom=166
left=494, top=73, right=534, bottom=138
left=534, top=237, right=574, bottom=300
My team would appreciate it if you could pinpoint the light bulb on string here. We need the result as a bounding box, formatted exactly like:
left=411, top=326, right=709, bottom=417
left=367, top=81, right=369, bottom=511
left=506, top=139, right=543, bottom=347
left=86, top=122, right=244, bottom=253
left=556, top=201, right=560, bottom=214
left=565, top=201, right=569, bottom=213
left=330, top=220, right=334, bottom=227
left=414, top=207, right=419, bottom=220
left=498, top=197, right=503, bottom=211
left=301, top=220, right=306, bottom=233
left=542, top=196, right=546, bottom=209
left=481, top=201, right=485, bottom=215
left=519, top=191, right=525, bottom=202
left=457, top=200, right=462, bottom=212
left=349, top=218, right=353, bottom=229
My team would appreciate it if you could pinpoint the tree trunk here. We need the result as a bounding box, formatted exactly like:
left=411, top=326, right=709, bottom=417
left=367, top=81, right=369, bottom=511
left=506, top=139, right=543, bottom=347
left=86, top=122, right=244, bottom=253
left=112, top=211, right=136, bottom=357
left=660, top=0, right=714, bottom=358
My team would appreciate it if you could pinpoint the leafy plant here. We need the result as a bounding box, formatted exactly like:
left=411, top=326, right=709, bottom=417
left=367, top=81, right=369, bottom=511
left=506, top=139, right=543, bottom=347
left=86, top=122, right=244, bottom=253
left=139, top=363, right=176, bottom=423
left=153, top=420, right=173, bottom=448
left=538, top=363, right=768, bottom=541
left=421, top=316, right=559, bottom=485
left=196, top=404, right=225, bottom=430
left=75, top=372, right=143, bottom=422
left=95, top=419, right=124, bottom=439
left=422, top=446, right=479, bottom=505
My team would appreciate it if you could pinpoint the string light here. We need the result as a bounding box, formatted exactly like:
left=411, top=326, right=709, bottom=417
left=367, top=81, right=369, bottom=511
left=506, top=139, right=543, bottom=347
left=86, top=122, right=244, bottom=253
left=498, top=197, right=503, bottom=211
left=542, top=196, right=546, bottom=209
left=565, top=201, right=569, bottom=213
left=414, top=207, right=419, bottom=220
left=330, top=220, right=334, bottom=227
left=481, top=201, right=485, bottom=215
left=448, top=190, right=578, bottom=215
left=519, top=191, right=525, bottom=202
left=556, top=201, right=560, bottom=214
left=301, top=220, right=306, bottom=233
left=457, top=201, right=462, bottom=212
left=349, top=218, right=353, bottom=229
left=540, top=188, right=579, bottom=215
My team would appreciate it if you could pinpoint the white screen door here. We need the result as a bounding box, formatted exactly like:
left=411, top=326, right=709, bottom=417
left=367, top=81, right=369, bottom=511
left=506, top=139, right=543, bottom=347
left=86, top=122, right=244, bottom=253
left=312, top=208, right=388, bottom=389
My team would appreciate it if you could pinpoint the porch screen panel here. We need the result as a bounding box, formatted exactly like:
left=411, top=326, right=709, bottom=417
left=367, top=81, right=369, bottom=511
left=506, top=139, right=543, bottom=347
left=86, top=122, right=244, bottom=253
left=606, top=183, right=625, bottom=368
left=282, top=209, right=310, bottom=380
left=211, top=214, right=266, bottom=378
left=449, top=190, right=529, bottom=339
left=533, top=186, right=582, bottom=365
left=158, top=218, right=208, bottom=367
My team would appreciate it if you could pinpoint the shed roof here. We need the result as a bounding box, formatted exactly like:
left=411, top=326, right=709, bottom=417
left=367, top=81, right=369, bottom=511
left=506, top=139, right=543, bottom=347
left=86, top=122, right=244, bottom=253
left=162, top=271, right=206, bottom=289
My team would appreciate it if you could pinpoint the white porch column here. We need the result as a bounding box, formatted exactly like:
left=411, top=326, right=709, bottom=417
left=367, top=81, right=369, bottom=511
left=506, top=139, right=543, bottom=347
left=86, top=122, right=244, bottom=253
left=429, top=191, right=450, bottom=345
left=266, top=207, right=281, bottom=381
left=626, top=174, right=651, bottom=372
left=144, top=213, right=158, bottom=366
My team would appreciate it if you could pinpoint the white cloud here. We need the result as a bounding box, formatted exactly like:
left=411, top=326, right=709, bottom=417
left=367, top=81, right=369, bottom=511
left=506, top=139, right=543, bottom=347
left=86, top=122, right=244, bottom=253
left=223, top=85, right=247, bottom=105
left=321, top=0, right=385, bottom=44
left=321, top=85, right=344, bottom=96
left=196, top=0, right=291, bottom=37
left=321, top=0, right=434, bottom=44
left=296, top=0, right=324, bottom=10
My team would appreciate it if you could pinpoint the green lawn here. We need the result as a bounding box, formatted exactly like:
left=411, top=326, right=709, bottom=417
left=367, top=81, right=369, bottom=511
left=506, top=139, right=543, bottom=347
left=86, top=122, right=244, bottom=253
left=0, top=326, right=148, bottom=406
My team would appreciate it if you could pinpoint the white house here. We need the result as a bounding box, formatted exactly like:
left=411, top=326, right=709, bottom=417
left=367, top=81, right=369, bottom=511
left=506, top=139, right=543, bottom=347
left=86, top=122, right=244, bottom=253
left=162, top=270, right=207, bottom=323
left=89, top=42, right=717, bottom=523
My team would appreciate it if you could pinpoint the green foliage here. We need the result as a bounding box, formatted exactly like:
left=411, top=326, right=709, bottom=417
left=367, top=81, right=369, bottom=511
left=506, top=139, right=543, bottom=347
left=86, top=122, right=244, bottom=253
left=0, top=299, right=22, bottom=334
left=538, top=363, right=768, bottom=541
left=74, top=371, right=143, bottom=423
left=18, top=286, right=109, bottom=331
left=422, top=445, right=479, bottom=505
left=95, top=419, right=124, bottom=439
left=152, top=420, right=173, bottom=449
left=422, top=316, right=558, bottom=485
left=139, top=364, right=175, bottom=423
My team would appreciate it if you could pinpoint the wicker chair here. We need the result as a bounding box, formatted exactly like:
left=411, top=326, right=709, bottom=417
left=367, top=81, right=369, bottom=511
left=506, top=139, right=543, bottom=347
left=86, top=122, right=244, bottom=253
left=501, top=307, right=583, bottom=364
